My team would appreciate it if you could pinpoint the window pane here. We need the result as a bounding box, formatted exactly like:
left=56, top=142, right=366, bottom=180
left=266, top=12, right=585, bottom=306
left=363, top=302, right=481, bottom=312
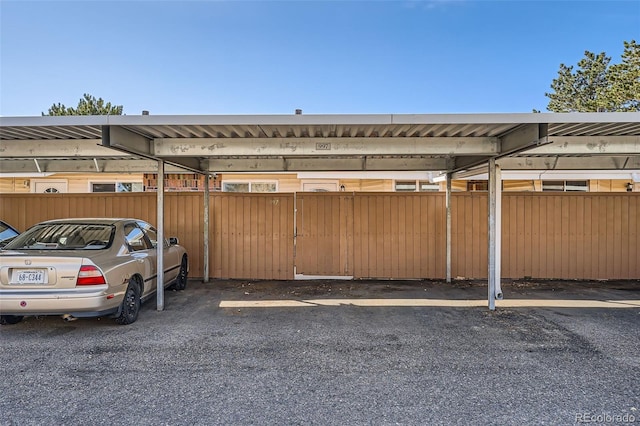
left=223, top=183, right=250, bottom=192
left=419, top=181, right=440, bottom=192
left=395, top=181, right=417, bottom=192
left=6, top=223, right=113, bottom=250
left=542, top=181, right=564, bottom=191
left=542, top=180, right=588, bottom=192
left=117, top=183, right=132, bottom=192
left=0, top=223, right=18, bottom=242
left=565, top=181, right=588, bottom=192
left=124, top=224, right=150, bottom=251
left=92, top=183, right=116, bottom=192
left=251, top=183, right=277, bottom=193
left=143, top=226, right=158, bottom=248
left=467, top=180, right=488, bottom=191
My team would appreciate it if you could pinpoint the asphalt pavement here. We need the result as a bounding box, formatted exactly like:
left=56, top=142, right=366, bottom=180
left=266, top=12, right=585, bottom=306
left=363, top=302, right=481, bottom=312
left=1, top=279, right=639, bottom=425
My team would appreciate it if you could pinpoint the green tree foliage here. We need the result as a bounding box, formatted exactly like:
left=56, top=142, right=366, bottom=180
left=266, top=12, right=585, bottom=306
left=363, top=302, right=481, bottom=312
left=545, top=40, right=640, bottom=112
left=43, top=93, right=124, bottom=116
left=608, top=40, right=640, bottom=111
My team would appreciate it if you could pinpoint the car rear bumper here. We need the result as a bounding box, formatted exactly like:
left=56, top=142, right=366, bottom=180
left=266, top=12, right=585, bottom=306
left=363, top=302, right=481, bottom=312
left=0, top=286, right=123, bottom=317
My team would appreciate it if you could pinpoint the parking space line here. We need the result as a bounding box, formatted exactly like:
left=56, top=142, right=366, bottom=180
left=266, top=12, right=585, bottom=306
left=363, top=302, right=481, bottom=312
left=219, top=299, right=640, bottom=309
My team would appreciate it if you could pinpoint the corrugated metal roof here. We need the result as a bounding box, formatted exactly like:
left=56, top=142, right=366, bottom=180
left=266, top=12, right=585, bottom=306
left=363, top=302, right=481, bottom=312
left=2, top=122, right=639, bottom=141
left=1, top=112, right=639, bottom=141
left=1, top=113, right=638, bottom=173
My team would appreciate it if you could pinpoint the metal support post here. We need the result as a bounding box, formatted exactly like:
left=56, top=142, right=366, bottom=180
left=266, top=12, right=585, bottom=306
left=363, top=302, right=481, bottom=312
left=203, top=173, right=210, bottom=283
left=488, top=158, right=503, bottom=310
left=446, top=173, right=452, bottom=283
left=156, top=160, right=165, bottom=311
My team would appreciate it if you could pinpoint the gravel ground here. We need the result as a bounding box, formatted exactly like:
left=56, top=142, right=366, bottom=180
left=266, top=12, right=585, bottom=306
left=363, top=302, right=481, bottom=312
left=1, top=279, right=639, bottom=425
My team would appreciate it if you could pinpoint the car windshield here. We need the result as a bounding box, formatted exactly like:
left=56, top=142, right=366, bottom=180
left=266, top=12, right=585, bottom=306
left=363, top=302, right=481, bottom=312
left=4, top=223, right=115, bottom=250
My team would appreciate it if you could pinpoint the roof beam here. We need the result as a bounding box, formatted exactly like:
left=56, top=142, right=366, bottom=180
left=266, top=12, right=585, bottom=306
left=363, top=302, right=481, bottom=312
left=153, top=137, right=499, bottom=157
left=0, top=159, right=189, bottom=173
left=102, top=125, right=205, bottom=173
left=499, top=123, right=548, bottom=156
left=363, top=157, right=448, bottom=171
left=449, top=155, right=493, bottom=173
left=102, top=125, right=153, bottom=155
left=525, top=135, right=640, bottom=155
left=0, top=159, right=157, bottom=173
left=448, top=124, right=550, bottom=173
left=0, top=139, right=129, bottom=158
left=205, top=156, right=449, bottom=172
left=498, top=156, right=640, bottom=170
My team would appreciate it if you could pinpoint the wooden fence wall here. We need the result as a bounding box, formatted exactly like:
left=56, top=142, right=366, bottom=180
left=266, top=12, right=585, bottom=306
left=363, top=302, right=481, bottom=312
left=1, top=192, right=638, bottom=280
left=501, top=193, right=639, bottom=280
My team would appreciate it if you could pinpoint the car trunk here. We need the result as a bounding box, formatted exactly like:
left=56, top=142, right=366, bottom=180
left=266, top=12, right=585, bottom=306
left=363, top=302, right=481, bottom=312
left=0, top=253, right=88, bottom=289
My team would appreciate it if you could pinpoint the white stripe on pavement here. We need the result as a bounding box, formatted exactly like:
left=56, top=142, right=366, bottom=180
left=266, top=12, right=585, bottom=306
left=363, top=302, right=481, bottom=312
left=219, top=299, right=640, bottom=309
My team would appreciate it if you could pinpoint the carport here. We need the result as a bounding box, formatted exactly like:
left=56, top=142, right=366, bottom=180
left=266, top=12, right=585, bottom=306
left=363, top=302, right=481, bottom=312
left=1, top=112, right=639, bottom=310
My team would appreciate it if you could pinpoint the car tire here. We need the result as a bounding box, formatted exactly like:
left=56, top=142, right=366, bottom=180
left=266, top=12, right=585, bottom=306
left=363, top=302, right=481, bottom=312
left=115, top=279, right=141, bottom=325
left=0, top=315, right=24, bottom=325
left=172, top=256, right=188, bottom=291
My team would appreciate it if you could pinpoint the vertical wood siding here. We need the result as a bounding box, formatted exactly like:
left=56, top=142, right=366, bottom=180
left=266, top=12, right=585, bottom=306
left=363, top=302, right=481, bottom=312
left=501, top=193, right=639, bottom=280
left=212, top=193, right=294, bottom=280
left=353, top=193, right=446, bottom=279
left=295, top=193, right=354, bottom=276
left=450, top=193, right=488, bottom=279
left=1, top=192, right=638, bottom=280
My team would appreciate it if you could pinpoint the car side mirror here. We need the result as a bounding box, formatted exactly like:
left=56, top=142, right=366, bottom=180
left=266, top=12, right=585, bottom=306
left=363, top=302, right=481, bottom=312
left=168, top=237, right=179, bottom=245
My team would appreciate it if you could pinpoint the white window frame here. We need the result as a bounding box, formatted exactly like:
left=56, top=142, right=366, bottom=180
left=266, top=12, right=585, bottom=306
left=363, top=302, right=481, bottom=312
left=221, top=180, right=279, bottom=193
left=88, top=180, right=144, bottom=193
left=394, top=180, right=417, bottom=192
left=542, top=180, right=589, bottom=192
left=418, top=181, right=441, bottom=192
left=300, top=180, right=340, bottom=192
left=394, top=180, right=441, bottom=192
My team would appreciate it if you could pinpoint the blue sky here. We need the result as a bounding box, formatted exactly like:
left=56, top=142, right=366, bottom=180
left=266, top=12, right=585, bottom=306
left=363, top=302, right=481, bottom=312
left=1, top=0, right=638, bottom=116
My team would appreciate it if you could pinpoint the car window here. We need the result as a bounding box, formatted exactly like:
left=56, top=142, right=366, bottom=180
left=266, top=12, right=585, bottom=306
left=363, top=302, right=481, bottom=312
left=137, top=221, right=168, bottom=248
left=4, top=223, right=114, bottom=250
left=124, top=223, right=152, bottom=251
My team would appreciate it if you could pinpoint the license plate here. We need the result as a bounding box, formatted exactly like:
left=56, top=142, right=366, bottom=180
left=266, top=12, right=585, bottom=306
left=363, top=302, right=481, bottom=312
left=12, top=269, right=48, bottom=284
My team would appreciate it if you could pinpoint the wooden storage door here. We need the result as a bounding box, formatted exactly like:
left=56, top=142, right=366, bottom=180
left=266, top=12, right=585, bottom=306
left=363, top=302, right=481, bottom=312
left=353, top=193, right=445, bottom=279
left=211, top=193, right=294, bottom=280
left=295, top=193, right=354, bottom=277
left=450, top=193, right=488, bottom=279
left=165, top=193, right=204, bottom=279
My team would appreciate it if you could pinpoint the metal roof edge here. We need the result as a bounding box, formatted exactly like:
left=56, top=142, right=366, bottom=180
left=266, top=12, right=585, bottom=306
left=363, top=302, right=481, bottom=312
left=2, top=112, right=638, bottom=127
left=0, top=115, right=110, bottom=127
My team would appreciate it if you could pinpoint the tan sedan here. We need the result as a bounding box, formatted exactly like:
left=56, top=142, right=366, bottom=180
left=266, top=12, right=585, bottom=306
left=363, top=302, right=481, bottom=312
left=0, top=218, right=188, bottom=325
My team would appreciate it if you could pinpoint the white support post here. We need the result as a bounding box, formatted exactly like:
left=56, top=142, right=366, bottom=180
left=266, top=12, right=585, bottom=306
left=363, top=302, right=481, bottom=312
left=156, top=160, right=165, bottom=311
left=446, top=173, right=452, bottom=283
left=487, top=158, right=503, bottom=310
left=203, top=173, right=210, bottom=283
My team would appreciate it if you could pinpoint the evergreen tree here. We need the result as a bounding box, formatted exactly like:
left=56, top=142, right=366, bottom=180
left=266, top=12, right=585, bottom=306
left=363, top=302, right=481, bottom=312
left=43, top=93, right=123, bottom=116
left=545, top=40, right=639, bottom=112
left=608, top=40, right=640, bottom=111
